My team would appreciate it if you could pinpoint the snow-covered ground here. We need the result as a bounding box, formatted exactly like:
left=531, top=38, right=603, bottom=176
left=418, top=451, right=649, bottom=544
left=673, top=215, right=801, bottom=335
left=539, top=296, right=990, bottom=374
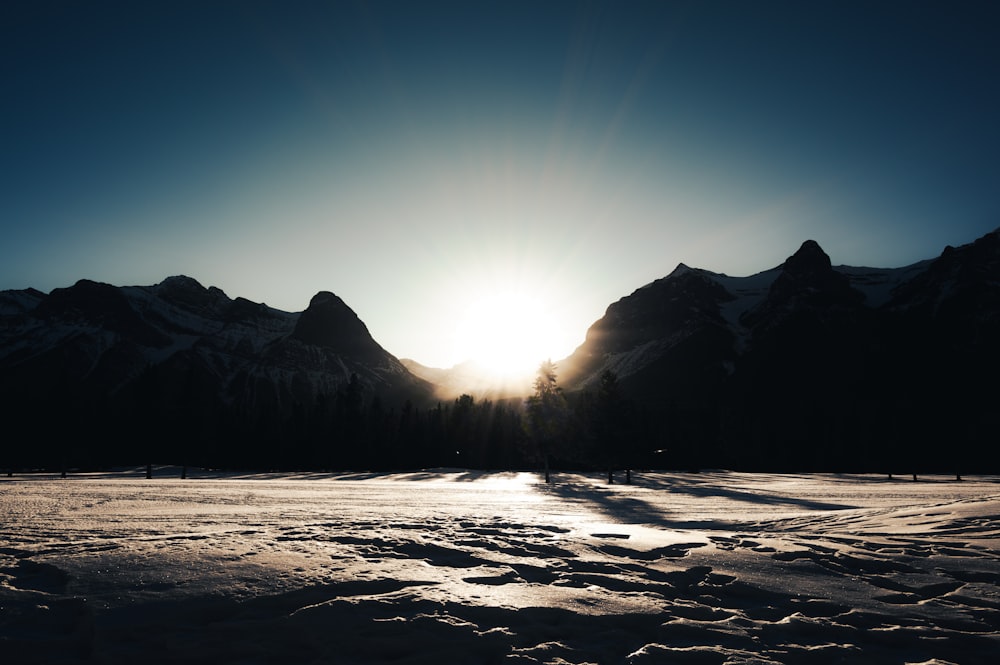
left=2, top=470, right=998, bottom=664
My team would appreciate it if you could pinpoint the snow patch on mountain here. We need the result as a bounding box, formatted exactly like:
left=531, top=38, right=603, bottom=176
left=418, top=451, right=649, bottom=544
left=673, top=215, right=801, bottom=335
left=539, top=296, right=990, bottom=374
left=596, top=340, right=666, bottom=383
left=834, top=261, right=932, bottom=307
left=712, top=268, right=781, bottom=351
left=0, top=288, right=45, bottom=316
left=0, top=275, right=433, bottom=413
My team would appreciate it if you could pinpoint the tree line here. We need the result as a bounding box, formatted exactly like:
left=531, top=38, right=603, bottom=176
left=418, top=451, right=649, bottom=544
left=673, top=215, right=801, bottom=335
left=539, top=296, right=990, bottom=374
left=5, top=360, right=669, bottom=478
left=8, top=356, right=992, bottom=477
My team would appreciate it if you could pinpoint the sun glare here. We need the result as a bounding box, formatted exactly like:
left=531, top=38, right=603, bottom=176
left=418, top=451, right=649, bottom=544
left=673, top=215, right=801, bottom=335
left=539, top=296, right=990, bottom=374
left=453, top=291, right=560, bottom=379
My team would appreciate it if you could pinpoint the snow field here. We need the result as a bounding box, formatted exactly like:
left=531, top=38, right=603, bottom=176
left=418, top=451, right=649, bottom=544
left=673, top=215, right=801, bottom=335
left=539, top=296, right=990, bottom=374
left=1, top=470, right=998, bottom=664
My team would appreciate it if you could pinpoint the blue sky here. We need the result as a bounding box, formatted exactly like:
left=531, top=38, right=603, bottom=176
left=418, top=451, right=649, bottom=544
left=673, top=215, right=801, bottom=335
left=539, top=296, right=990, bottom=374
left=4, top=1, right=999, bottom=367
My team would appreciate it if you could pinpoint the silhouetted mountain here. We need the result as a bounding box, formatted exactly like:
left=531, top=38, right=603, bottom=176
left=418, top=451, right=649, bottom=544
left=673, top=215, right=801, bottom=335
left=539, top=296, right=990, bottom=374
left=559, top=229, right=1000, bottom=472
left=3, top=229, right=998, bottom=474
left=0, top=276, right=434, bottom=469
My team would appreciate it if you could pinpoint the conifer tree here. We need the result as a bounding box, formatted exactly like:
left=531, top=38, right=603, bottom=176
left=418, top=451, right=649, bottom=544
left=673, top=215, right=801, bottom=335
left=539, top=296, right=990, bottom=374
left=525, top=360, right=568, bottom=482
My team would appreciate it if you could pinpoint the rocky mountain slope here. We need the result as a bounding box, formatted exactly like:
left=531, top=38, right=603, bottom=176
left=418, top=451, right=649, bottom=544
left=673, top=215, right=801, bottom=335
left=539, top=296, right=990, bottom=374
left=1, top=275, right=431, bottom=405
left=0, top=276, right=434, bottom=467
left=3, top=228, right=997, bottom=472
left=557, top=228, right=1000, bottom=471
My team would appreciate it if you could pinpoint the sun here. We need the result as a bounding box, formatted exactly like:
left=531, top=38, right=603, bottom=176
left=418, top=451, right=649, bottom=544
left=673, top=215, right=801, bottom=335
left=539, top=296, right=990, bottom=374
left=452, top=291, right=561, bottom=380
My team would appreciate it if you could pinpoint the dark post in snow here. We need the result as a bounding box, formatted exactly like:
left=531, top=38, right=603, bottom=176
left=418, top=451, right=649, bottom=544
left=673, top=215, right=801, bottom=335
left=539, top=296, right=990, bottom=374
left=146, top=464, right=152, bottom=480
left=181, top=465, right=187, bottom=480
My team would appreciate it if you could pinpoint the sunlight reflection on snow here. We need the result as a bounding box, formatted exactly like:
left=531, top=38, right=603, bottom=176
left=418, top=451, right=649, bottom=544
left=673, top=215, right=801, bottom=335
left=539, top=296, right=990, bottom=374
left=2, top=471, right=999, bottom=664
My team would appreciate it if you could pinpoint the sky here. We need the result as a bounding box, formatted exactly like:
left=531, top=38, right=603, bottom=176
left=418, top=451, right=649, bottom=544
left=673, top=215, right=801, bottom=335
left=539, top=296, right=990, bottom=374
left=4, top=1, right=1000, bottom=369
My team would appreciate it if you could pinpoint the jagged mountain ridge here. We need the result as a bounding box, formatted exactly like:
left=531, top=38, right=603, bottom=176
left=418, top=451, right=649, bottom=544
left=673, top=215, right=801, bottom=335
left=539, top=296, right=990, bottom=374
left=557, top=227, right=1000, bottom=471
left=558, top=233, right=985, bottom=391
left=2, top=228, right=998, bottom=472
left=0, top=275, right=434, bottom=417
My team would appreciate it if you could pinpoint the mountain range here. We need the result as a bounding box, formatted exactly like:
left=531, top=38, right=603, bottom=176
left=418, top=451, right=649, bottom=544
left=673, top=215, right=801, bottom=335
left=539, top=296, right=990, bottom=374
left=0, top=275, right=432, bottom=407
left=2, top=227, right=998, bottom=471
left=0, top=276, right=435, bottom=468
left=556, top=228, right=999, bottom=470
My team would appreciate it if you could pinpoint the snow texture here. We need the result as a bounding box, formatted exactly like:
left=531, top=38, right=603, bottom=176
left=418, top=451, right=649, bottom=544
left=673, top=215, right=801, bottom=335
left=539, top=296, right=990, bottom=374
left=2, top=470, right=998, bottom=664
left=834, top=262, right=933, bottom=308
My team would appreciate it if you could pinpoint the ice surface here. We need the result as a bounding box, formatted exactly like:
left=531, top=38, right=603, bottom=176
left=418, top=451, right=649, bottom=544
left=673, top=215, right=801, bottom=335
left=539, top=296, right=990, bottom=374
left=2, top=470, right=998, bottom=664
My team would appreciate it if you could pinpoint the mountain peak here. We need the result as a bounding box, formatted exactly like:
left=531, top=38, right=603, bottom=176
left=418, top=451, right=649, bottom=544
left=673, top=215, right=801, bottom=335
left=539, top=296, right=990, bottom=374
left=159, top=275, right=205, bottom=290
left=151, top=274, right=230, bottom=316
left=307, top=291, right=347, bottom=308
left=668, top=263, right=693, bottom=278
left=292, top=291, right=377, bottom=354
left=737, top=238, right=863, bottom=331
left=783, top=240, right=831, bottom=275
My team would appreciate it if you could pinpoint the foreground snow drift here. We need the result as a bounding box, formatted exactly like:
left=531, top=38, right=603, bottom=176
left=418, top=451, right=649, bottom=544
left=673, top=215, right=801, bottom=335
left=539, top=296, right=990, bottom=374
left=2, top=470, right=999, bottom=664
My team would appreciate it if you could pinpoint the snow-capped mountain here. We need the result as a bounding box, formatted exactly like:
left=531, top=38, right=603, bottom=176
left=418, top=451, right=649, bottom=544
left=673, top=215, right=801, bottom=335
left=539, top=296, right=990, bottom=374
left=561, top=229, right=997, bottom=389
left=557, top=228, right=1000, bottom=471
left=0, top=276, right=434, bottom=433
left=3, top=229, right=997, bottom=472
